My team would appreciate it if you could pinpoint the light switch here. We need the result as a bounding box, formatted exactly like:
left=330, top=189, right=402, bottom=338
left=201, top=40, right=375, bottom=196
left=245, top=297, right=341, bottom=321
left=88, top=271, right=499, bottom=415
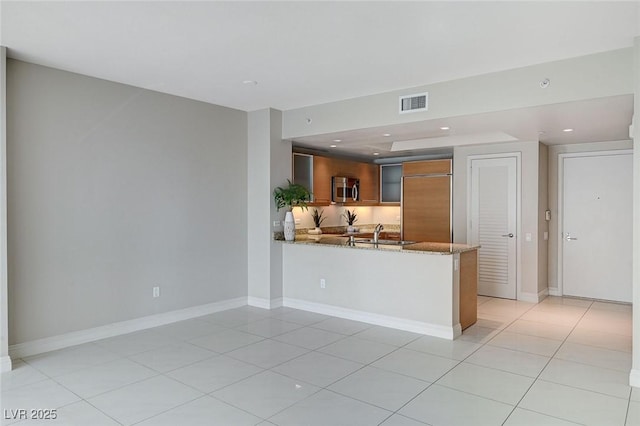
left=543, top=231, right=549, bottom=240
left=454, top=259, right=459, bottom=271
left=273, top=221, right=280, bottom=227
left=525, top=233, right=532, bottom=242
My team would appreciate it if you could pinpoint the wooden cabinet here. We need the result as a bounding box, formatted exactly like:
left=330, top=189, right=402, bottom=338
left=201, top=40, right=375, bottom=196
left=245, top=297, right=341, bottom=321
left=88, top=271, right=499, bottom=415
left=459, top=250, right=478, bottom=330
left=311, top=155, right=333, bottom=205
left=403, top=159, right=452, bottom=176
left=331, top=157, right=354, bottom=178
left=402, top=159, right=453, bottom=243
left=355, top=162, right=379, bottom=205
left=293, top=153, right=379, bottom=206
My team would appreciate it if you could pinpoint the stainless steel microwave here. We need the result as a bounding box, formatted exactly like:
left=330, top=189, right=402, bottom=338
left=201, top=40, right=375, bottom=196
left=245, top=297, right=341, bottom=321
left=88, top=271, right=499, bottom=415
left=332, top=176, right=359, bottom=202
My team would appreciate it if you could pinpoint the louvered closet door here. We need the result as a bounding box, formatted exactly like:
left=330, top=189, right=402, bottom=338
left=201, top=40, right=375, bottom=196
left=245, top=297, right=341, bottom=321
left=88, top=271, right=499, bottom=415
left=470, top=157, right=517, bottom=299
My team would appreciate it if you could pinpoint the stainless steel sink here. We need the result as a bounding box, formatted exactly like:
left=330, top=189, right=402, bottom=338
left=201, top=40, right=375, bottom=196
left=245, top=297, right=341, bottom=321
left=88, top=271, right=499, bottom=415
left=353, top=238, right=416, bottom=246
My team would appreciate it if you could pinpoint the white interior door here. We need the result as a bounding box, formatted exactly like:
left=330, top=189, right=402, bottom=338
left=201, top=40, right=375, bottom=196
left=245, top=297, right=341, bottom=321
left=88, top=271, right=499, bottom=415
left=562, top=153, right=632, bottom=302
left=470, top=157, right=518, bottom=299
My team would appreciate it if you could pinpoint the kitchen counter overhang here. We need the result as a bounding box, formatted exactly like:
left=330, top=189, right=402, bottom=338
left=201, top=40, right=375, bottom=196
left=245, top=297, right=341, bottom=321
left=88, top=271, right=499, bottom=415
left=279, top=235, right=478, bottom=254
left=278, top=236, right=479, bottom=340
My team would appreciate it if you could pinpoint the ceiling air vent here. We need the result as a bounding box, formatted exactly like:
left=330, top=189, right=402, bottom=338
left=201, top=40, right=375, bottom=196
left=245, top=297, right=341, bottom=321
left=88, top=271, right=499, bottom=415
left=399, top=92, right=428, bottom=114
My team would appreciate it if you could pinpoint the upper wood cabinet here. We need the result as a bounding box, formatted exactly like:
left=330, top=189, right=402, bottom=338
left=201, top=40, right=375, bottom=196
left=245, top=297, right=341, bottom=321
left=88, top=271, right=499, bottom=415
left=401, top=159, right=453, bottom=243
left=292, top=153, right=379, bottom=206
left=356, top=162, right=379, bottom=205
left=311, top=155, right=333, bottom=205
left=403, top=159, right=452, bottom=176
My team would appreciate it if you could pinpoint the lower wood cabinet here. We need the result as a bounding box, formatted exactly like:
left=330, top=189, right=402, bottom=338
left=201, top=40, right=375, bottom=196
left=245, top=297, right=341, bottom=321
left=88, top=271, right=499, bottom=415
left=459, top=250, right=478, bottom=330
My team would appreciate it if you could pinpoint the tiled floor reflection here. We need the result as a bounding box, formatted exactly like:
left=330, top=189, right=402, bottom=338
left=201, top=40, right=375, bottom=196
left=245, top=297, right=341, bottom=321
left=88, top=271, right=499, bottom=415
left=1, top=297, right=635, bottom=425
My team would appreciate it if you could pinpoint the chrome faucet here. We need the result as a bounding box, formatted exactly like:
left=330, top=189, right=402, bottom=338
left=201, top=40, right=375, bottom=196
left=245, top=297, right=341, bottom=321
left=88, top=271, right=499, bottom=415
left=373, top=224, right=384, bottom=243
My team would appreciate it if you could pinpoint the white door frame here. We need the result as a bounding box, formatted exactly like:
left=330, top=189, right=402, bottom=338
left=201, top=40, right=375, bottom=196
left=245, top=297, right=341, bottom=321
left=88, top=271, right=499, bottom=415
left=557, top=149, right=633, bottom=297
left=0, top=47, right=9, bottom=372
left=467, top=152, right=522, bottom=300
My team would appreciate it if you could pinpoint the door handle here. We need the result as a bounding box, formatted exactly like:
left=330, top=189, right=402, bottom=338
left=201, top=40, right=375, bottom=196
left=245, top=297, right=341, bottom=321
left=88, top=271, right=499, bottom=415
left=565, top=233, right=578, bottom=241
left=501, top=233, right=514, bottom=238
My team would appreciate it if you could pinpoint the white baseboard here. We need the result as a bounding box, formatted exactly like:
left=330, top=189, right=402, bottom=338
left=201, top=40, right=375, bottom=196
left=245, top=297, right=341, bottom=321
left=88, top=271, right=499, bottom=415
left=548, top=288, right=562, bottom=296
left=630, top=369, right=640, bottom=388
left=1, top=355, right=12, bottom=372
left=9, top=297, right=247, bottom=359
left=269, top=297, right=283, bottom=309
left=519, top=288, right=549, bottom=303
left=247, top=296, right=283, bottom=310
left=283, top=298, right=461, bottom=340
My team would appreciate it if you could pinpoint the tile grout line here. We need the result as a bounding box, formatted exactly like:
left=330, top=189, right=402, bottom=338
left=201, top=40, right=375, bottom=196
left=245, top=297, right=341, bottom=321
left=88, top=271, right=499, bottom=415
left=500, top=298, right=599, bottom=425
left=4, top=302, right=632, bottom=426
left=375, top=300, right=536, bottom=424
left=190, top=317, right=354, bottom=424
left=263, top=328, right=431, bottom=425
left=258, top=326, right=429, bottom=424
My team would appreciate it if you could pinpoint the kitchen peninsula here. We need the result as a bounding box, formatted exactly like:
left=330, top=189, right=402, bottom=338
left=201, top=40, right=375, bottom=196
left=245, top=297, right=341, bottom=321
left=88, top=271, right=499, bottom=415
left=280, top=235, right=478, bottom=340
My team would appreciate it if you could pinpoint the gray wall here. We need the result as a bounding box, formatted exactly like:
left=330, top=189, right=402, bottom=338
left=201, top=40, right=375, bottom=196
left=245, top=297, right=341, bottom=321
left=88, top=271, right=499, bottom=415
left=0, top=47, right=9, bottom=367
left=7, top=60, right=248, bottom=344
left=247, top=108, right=290, bottom=305
left=632, top=34, right=640, bottom=384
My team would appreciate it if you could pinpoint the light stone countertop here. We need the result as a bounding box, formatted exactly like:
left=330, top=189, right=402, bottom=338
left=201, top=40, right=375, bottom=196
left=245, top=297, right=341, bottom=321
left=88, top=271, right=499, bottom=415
left=277, top=234, right=479, bottom=255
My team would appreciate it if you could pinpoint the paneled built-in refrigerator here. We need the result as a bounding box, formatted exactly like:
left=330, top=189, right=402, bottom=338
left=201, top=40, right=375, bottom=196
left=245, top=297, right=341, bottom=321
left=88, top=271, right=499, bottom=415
left=401, top=159, right=452, bottom=243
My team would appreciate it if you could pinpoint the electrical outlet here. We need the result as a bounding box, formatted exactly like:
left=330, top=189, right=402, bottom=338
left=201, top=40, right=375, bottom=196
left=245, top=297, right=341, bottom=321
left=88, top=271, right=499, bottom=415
left=295, top=219, right=301, bottom=225
left=320, top=278, right=326, bottom=289
left=525, top=233, right=532, bottom=242
left=454, top=259, right=459, bottom=271
left=273, top=220, right=280, bottom=227
left=544, top=231, right=549, bottom=240
left=153, top=286, right=160, bottom=298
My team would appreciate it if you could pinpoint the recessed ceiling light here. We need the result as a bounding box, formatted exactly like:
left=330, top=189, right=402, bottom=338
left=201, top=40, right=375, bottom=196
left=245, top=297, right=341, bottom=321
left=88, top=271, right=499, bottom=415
left=242, top=80, right=258, bottom=85
left=383, top=133, right=391, bottom=137
left=563, top=128, right=574, bottom=132
left=440, top=126, right=450, bottom=130
left=333, top=139, right=342, bottom=142
left=330, top=144, right=337, bottom=148
left=373, top=152, right=380, bottom=156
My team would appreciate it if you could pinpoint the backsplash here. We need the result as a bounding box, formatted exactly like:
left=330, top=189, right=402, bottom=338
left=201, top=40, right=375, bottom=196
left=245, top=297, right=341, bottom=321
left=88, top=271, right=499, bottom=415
left=273, top=223, right=401, bottom=240
left=296, top=223, right=401, bottom=235
left=289, top=204, right=401, bottom=229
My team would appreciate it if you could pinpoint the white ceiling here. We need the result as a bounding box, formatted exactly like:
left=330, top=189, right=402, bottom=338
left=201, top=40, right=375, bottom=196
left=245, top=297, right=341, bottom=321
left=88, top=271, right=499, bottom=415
left=1, top=1, right=638, bottom=112
left=1, top=1, right=638, bottom=157
left=293, top=95, right=635, bottom=158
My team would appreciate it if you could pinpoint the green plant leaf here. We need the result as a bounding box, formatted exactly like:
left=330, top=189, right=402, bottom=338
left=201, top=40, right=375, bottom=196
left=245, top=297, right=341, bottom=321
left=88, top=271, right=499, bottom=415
left=273, top=179, right=311, bottom=211
left=342, top=209, right=358, bottom=225
left=311, top=208, right=326, bottom=227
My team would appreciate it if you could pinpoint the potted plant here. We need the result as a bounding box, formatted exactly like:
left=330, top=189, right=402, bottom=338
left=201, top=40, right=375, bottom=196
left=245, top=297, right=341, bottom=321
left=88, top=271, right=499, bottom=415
left=342, top=209, right=358, bottom=233
left=309, top=208, right=326, bottom=235
left=273, top=179, right=311, bottom=241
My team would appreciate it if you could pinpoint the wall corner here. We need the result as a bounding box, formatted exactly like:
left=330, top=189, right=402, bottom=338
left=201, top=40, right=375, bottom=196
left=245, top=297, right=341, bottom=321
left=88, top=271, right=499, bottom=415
left=0, top=46, right=10, bottom=370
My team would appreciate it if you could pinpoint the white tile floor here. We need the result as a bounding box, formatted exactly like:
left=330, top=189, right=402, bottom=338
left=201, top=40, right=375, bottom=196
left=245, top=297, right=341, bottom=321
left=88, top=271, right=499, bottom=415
left=0, top=297, right=635, bottom=425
